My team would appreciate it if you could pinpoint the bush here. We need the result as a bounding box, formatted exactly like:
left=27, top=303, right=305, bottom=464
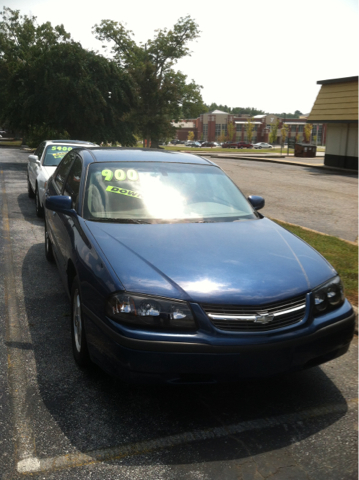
left=26, top=124, right=70, bottom=148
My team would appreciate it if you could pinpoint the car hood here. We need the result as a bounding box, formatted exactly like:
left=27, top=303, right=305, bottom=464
left=84, top=218, right=336, bottom=305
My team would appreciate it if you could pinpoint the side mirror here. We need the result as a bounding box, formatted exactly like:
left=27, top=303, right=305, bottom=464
left=28, top=154, right=40, bottom=164
left=45, top=195, right=76, bottom=216
left=248, top=195, right=265, bottom=211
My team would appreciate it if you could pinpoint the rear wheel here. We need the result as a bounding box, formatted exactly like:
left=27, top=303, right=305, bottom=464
left=71, top=277, right=91, bottom=367
left=35, top=186, right=44, bottom=217
left=28, top=177, right=35, bottom=198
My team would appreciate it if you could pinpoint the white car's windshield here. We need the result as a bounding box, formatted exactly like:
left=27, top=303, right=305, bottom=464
left=83, top=162, right=257, bottom=223
left=43, top=145, right=75, bottom=166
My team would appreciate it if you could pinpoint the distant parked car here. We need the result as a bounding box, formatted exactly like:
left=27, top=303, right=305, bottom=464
left=237, top=141, right=254, bottom=148
left=201, top=141, right=218, bottom=147
left=27, top=139, right=97, bottom=217
left=253, top=142, right=273, bottom=149
left=222, top=141, right=253, bottom=149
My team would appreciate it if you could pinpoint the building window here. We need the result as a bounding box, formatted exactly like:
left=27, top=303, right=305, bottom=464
left=311, top=124, right=322, bottom=144
left=298, top=125, right=304, bottom=132
left=215, top=124, right=227, bottom=138
left=202, top=124, right=208, bottom=140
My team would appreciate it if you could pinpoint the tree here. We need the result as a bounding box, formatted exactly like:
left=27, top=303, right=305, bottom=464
left=0, top=8, right=136, bottom=144
left=269, top=119, right=279, bottom=145
left=304, top=123, right=312, bottom=143
left=245, top=118, right=255, bottom=143
left=218, top=128, right=227, bottom=143
left=187, top=131, right=194, bottom=141
left=227, top=122, right=235, bottom=141
left=280, top=123, right=288, bottom=154
left=93, top=16, right=204, bottom=148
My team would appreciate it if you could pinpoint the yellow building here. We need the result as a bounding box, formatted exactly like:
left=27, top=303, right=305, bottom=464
left=307, top=76, right=358, bottom=170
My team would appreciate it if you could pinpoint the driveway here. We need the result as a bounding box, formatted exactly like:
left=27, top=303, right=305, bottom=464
left=211, top=157, right=358, bottom=243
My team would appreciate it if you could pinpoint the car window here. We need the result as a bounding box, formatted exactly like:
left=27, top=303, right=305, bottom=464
left=54, top=151, right=76, bottom=193
left=35, top=142, right=46, bottom=160
left=43, top=145, right=75, bottom=166
left=64, top=156, right=82, bottom=209
left=84, top=162, right=257, bottom=223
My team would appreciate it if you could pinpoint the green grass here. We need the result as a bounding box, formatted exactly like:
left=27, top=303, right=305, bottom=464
left=273, top=220, right=358, bottom=306
left=0, top=140, right=22, bottom=146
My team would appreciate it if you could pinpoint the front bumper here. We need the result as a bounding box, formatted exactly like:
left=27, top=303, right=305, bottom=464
left=83, top=302, right=355, bottom=383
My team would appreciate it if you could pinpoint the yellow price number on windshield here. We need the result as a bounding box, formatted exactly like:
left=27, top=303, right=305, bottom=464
left=102, top=169, right=139, bottom=182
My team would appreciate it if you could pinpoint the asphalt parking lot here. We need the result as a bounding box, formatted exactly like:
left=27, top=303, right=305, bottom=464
left=0, top=149, right=358, bottom=479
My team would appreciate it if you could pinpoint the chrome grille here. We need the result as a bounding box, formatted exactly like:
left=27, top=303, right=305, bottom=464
left=201, top=295, right=307, bottom=332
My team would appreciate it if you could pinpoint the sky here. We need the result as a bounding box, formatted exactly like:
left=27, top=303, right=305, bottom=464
left=4, top=0, right=358, bottom=114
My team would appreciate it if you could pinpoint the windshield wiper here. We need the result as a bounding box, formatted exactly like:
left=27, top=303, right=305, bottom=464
left=93, top=218, right=151, bottom=224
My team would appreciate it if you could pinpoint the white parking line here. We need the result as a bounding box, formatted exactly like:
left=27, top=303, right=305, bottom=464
left=17, top=401, right=357, bottom=474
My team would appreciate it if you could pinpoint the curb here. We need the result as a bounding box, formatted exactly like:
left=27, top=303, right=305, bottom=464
left=270, top=218, right=358, bottom=246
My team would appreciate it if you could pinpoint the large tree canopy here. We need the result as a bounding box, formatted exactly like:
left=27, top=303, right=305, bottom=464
left=0, top=7, right=136, bottom=145
left=93, top=16, right=205, bottom=146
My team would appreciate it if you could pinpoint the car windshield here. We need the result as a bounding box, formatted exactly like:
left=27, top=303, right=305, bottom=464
left=43, top=145, right=75, bottom=166
left=83, top=162, right=257, bottom=224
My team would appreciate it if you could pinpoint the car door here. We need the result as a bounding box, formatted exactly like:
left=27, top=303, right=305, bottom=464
left=47, top=151, right=76, bottom=275
left=29, top=142, right=45, bottom=190
left=60, top=155, right=84, bottom=268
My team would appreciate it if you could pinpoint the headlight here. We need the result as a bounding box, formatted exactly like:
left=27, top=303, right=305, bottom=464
left=106, top=293, right=196, bottom=330
left=313, top=276, right=345, bottom=316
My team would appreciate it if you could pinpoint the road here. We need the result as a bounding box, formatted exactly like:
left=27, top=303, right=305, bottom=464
left=0, top=149, right=357, bottom=479
left=210, top=157, right=358, bottom=243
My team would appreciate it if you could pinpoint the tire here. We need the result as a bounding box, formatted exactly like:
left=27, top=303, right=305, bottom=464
left=44, top=220, right=55, bottom=262
left=71, top=277, right=91, bottom=367
left=35, top=186, right=44, bottom=217
left=28, top=177, right=35, bottom=198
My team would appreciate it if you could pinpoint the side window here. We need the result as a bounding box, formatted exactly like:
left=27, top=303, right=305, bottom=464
left=64, top=156, right=82, bottom=209
left=35, top=142, right=46, bottom=160
left=54, top=151, right=75, bottom=193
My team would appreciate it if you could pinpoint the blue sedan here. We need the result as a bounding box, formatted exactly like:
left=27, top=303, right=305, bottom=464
left=44, top=148, right=355, bottom=384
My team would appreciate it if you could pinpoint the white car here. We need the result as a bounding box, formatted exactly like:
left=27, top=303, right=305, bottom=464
left=253, top=142, right=273, bottom=149
left=27, top=140, right=97, bottom=217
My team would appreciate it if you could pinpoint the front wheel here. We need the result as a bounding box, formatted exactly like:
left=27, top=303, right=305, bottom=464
left=35, top=186, right=44, bottom=217
left=28, top=177, right=35, bottom=198
left=71, top=277, right=91, bottom=367
left=44, top=220, right=54, bottom=262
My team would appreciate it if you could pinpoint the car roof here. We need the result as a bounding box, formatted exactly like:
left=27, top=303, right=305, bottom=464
left=82, top=148, right=214, bottom=165
left=48, top=139, right=96, bottom=145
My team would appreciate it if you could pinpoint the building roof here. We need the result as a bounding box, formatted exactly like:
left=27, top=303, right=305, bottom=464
left=210, top=110, right=229, bottom=114
left=307, top=76, right=358, bottom=123
left=316, top=76, right=358, bottom=85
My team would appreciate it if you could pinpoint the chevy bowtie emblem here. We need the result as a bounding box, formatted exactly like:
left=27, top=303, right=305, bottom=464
left=254, top=312, right=275, bottom=324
